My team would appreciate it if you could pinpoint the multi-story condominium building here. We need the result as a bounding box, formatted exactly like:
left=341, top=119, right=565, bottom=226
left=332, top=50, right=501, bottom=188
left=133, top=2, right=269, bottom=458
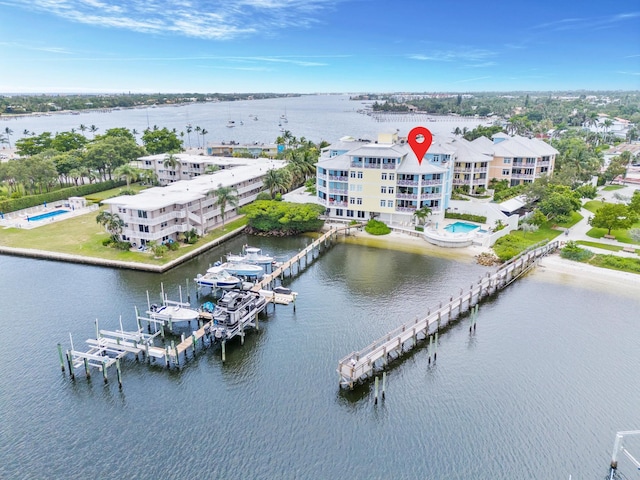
left=316, top=132, right=558, bottom=223
left=134, top=153, right=281, bottom=186
left=316, top=133, right=455, bottom=224
left=477, top=133, right=558, bottom=187
left=103, top=158, right=286, bottom=247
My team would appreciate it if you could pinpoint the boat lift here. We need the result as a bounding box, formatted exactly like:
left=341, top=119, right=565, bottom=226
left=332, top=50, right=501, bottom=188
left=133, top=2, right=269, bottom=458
left=609, top=430, right=640, bottom=479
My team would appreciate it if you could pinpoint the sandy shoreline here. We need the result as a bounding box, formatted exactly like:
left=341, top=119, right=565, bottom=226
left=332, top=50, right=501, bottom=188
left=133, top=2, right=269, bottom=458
left=340, top=228, right=640, bottom=299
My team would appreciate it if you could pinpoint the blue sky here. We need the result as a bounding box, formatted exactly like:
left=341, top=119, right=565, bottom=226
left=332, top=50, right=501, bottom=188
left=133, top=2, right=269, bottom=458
left=1, top=0, right=639, bottom=93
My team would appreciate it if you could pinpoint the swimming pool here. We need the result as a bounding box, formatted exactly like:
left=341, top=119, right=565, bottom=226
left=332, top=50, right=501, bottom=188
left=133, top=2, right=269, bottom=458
left=27, top=210, right=69, bottom=222
left=444, top=221, right=480, bottom=234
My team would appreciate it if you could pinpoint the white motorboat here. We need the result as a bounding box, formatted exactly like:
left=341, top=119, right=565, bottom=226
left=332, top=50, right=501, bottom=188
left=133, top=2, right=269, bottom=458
left=219, top=260, right=264, bottom=278
left=145, top=284, right=200, bottom=325
left=194, top=266, right=241, bottom=290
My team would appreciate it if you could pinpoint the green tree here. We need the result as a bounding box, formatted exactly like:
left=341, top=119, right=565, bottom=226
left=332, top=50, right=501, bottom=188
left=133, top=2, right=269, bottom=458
left=113, top=164, right=141, bottom=188
left=96, top=211, right=124, bottom=241
left=629, top=191, right=640, bottom=215
left=51, top=131, right=87, bottom=152
left=263, top=168, right=291, bottom=198
left=142, top=127, right=182, bottom=155
left=210, top=184, right=238, bottom=226
left=589, top=203, right=637, bottom=235
left=163, top=153, right=179, bottom=172
left=15, top=132, right=53, bottom=156
left=3, top=127, right=13, bottom=148
left=413, top=205, right=432, bottom=225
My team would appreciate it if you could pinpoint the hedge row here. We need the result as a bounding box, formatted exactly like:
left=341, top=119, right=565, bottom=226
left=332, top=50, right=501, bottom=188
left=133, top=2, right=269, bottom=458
left=0, top=180, right=125, bottom=213
left=444, top=212, right=487, bottom=224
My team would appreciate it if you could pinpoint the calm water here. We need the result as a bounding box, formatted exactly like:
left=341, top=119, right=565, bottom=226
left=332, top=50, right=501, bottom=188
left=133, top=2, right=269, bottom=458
left=1, top=234, right=639, bottom=479
left=0, top=94, right=486, bottom=146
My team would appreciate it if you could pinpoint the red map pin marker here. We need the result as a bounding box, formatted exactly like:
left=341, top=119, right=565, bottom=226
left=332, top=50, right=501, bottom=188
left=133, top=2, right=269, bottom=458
left=407, top=126, right=433, bottom=165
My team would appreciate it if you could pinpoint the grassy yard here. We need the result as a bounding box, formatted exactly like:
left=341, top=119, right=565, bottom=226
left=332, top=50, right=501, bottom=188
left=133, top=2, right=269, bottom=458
left=554, top=211, right=583, bottom=228
left=492, top=224, right=563, bottom=261
left=85, top=183, right=150, bottom=203
left=583, top=200, right=607, bottom=214
left=0, top=210, right=248, bottom=266
left=602, top=185, right=625, bottom=191
left=575, top=240, right=639, bottom=253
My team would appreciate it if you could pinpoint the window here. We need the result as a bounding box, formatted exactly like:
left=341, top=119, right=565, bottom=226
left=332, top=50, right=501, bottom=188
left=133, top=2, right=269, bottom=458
left=389, top=174, right=395, bottom=180
left=380, top=200, right=386, bottom=207
left=502, top=169, right=510, bottom=176
left=346, top=210, right=354, bottom=217
left=357, top=198, right=362, bottom=205
left=336, top=209, right=344, bottom=216
left=118, top=207, right=126, bottom=214
left=349, top=198, right=355, bottom=204
left=388, top=187, right=394, bottom=194
left=350, top=171, right=356, bottom=178
left=357, top=171, right=363, bottom=179
left=138, top=225, right=149, bottom=233
left=357, top=211, right=365, bottom=218
left=137, top=210, right=147, bottom=218
left=387, top=200, right=394, bottom=207
left=381, top=186, right=387, bottom=194
left=504, top=158, right=511, bottom=164
left=381, top=173, right=387, bottom=180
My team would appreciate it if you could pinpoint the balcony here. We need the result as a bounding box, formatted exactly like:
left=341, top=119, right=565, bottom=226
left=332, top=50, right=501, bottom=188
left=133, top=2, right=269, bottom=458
left=329, top=175, right=348, bottom=181
left=511, top=173, right=534, bottom=180
left=349, top=162, right=363, bottom=168
left=397, top=179, right=418, bottom=186
left=421, top=179, right=442, bottom=185
left=382, top=164, right=396, bottom=169
left=395, top=206, right=417, bottom=213
left=420, top=193, right=441, bottom=200
left=328, top=187, right=349, bottom=194
left=364, top=163, right=380, bottom=169
left=328, top=200, right=348, bottom=207
left=396, top=193, right=418, bottom=200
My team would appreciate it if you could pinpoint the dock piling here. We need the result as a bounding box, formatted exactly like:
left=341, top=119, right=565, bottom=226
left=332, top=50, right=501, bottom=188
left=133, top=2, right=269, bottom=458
left=57, top=343, right=65, bottom=372
left=221, top=341, right=226, bottom=363
left=374, top=376, right=379, bottom=405
left=382, top=372, right=386, bottom=400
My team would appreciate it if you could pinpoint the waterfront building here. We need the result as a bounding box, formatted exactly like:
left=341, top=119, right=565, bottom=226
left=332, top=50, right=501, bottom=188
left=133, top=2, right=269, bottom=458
left=479, top=133, right=558, bottom=187
left=316, top=132, right=455, bottom=224
left=104, top=157, right=286, bottom=247
left=316, top=132, right=558, bottom=224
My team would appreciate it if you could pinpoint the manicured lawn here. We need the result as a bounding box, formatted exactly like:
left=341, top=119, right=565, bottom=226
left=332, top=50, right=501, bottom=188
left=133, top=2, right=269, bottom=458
left=583, top=200, right=607, bottom=214
left=602, top=185, right=625, bottom=191
left=575, top=240, right=632, bottom=253
left=84, top=183, right=150, bottom=203
left=0, top=210, right=248, bottom=266
left=554, top=211, right=583, bottom=228
left=492, top=224, right=563, bottom=261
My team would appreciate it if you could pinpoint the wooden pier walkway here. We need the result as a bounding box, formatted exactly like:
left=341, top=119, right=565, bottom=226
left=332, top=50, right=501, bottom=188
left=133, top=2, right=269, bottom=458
left=336, top=241, right=559, bottom=389
left=251, top=225, right=357, bottom=292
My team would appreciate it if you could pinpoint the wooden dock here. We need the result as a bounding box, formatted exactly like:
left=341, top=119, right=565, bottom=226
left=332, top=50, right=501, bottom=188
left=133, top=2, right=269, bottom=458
left=336, top=241, right=559, bottom=389
left=58, top=224, right=359, bottom=387
left=252, top=225, right=358, bottom=292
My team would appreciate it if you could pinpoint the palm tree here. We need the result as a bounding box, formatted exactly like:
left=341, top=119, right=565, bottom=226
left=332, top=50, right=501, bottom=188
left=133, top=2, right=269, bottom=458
left=186, top=125, right=193, bottom=148
left=78, top=124, right=87, bottom=137
left=194, top=126, right=201, bottom=149
left=413, top=205, right=432, bottom=226
left=4, top=127, right=13, bottom=148
left=602, top=119, right=614, bottom=143
left=89, top=125, right=99, bottom=137
left=96, top=211, right=124, bottom=241
left=263, top=168, right=291, bottom=198
left=163, top=153, right=179, bottom=172
left=204, top=164, right=220, bottom=174
left=200, top=128, right=208, bottom=151
left=210, top=184, right=238, bottom=227
left=113, top=164, right=141, bottom=188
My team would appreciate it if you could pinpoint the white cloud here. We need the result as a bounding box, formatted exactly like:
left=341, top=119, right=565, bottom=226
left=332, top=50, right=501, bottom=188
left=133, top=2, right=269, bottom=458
left=6, top=0, right=344, bottom=40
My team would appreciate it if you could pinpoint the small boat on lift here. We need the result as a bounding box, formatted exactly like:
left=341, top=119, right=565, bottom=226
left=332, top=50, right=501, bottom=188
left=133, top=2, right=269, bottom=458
left=201, top=290, right=267, bottom=340
left=194, top=266, right=241, bottom=290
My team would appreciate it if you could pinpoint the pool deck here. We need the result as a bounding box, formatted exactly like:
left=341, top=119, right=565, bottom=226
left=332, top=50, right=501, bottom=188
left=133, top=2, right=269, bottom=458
left=0, top=204, right=99, bottom=229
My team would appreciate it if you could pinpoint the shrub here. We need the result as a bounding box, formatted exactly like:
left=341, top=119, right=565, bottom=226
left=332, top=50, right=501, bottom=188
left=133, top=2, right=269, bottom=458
left=115, top=241, right=132, bottom=251
left=445, top=212, right=487, bottom=223
left=167, top=241, right=180, bottom=251
left=492, top=235, right=532, bottom=261
left=590, top=254, right=640, bottom=273
left=364, top=219, right=391, bottom=235
left=255, top=192, right=272, bottom=201
left=102, top=238, right=113, bottom=246
left=560, top=241, right=594, bottom=262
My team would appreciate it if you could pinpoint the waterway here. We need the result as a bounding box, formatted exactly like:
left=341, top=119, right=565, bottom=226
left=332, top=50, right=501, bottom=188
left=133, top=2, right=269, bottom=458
left=1, top=233, right=639, bottom=479
left=0, top=94, right=487, bottom=147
